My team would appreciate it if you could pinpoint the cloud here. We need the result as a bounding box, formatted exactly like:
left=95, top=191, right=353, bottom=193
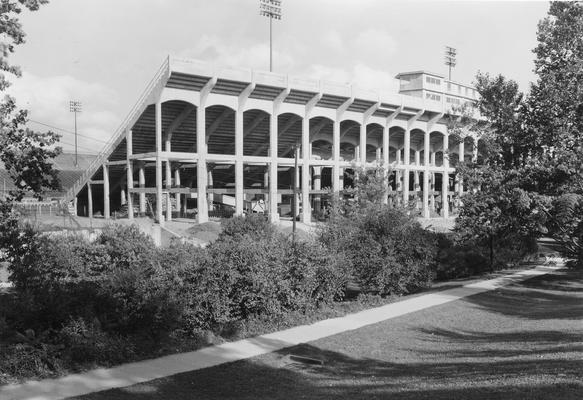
left=177, top=34, right=296, bottom=72
left=303, top=63, right=398, bottom=93
left=7, top=73, right=120, bottom=154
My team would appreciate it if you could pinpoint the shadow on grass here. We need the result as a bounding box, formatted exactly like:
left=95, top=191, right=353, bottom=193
left=463, top=268, right=583, bottom=321
left=70, top=340, right=583, bottom=400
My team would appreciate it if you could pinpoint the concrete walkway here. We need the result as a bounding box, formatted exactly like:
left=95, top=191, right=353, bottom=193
left=1, top=265, right=558, bottom=400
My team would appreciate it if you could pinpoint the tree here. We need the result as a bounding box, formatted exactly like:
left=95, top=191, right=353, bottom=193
left=0, top=0, right=61, bottom=202
left=453, top=2, right=583, bottom=268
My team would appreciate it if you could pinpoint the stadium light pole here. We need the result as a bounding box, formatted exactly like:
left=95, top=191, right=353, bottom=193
left=444, top=46, right=457, bottom=81
left=259, top=0, right=282, bottom=72
left=69, top=100, right=82, bottom=167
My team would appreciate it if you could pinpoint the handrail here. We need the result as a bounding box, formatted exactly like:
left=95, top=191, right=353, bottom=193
left=62, top=57, right=171, bottom=204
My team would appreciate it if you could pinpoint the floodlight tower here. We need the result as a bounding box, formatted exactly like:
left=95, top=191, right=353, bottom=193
left=69, top=100, right=82, bottom=167
left=445, top=46, right=457, bottom=81
left=259, top=0, right=282, bottom=72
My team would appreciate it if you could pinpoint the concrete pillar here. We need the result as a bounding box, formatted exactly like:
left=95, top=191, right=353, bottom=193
left=396, top=148, right=402, bottom=164
left=174, top=168, right=181, bottom=218
left=301, top=116, right=311, bottom=223
left=138, top=165, right=146, bottom=214
left=103, top=164, right=110, bottom=219
left=269, top=113, right=278, bottom=221
left=430, top=173, right=436, bottom=211
left=431, top=151, right=436, bottom=166
left=87, top=183, right=93, bottom=219
left=458, top=140, right=465, bottom=198
left=360, top=123, right=366, bottom=166
left=313, top=166, right=322, bottom=213
left=120, top=189, right=126, bottom=206
left=295, top=165, right=301, bottom=218
left=354, top=145, right=360, bottom=162
left=403, top=128, right=410, bottom=206
left=126, top=129, right=134, bottom=220
left=197, top=105, right=208, bottom=223
left=382, top=124, right=389, bottom=205
left=442, top=133, right=449, bottom=218
left=166, top=160, right=172, bottom=221
left=332, top=119, right=340, bottom=193
left=155, top=100, right=164, bottom=226
left=235, top=106, right=244, bottom=216
left=422, top=131, right=430, bottom=218
left=207, top=168, right=213, bottom=212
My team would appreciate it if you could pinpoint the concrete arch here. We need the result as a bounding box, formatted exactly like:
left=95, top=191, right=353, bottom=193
left=309, top=116, right=333, bottom=143
left=206, top=104, right=236, bottom=155
left=277, top=112, right=303, bottom=158
left=205, top=94, right=238, bottom=111
left=160, top=88, right=198, bottom=105
left=243, top=99, right=273, bottom=115
left=243, top=108, right=271, bottom=157
left=312, top=139, right=333, bottom=160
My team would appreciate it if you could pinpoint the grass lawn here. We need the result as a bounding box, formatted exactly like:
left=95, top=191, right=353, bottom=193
left=71, top=268, right=583, bottom=400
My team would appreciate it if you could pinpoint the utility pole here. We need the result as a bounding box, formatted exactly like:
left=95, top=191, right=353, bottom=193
left=259, top=0, right=282, bottom=72
left=69, top=100, right=82, bottom=167
left=444, top=46, right=457, bottom=81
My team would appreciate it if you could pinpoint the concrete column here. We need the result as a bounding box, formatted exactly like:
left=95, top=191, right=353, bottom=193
left=442, top=133, right=449, bottom=218
left=313, top=166, right=322, bottom=213
left=301, top=116, right=311, bottom=223
left=431, top=151, right=436, bottom=166
left=87, top=183, right=93, bottom=219
left=120, top=189, right=126, bottom=206
left=269, top=113, right=278, bottom=221
left=103, top=164, right=110, bottom=219
left=459, top=140, right=465, bottom=165
left=415, top=150, right=420, bottom=166
left=166, top=160, right=172, bottom=221
left=359, top=123, right=366, bottom=166
left=126, top=129, right=134, bottom=220
left=422, top=130, right=430, bottom=218
left=458, top=140, right=465, bottom=198
left=382, top=124, right=389, bottom=205
left=197, top=105, right=208, bottom=223
left=332, top=119, right=340, bottom=193
left=138, top=165, right=146, bottom=214
left=354, top=145, right=360, bottom=162
left=430, top=173, right=436, bottom=211
left=403, top=128, right=411, bottom=206
left=235, top=108, right=244, bottom=216
left=155, top=100, right=164, bottom=226
left=207, top=168, right=213, bottom=212
left=174, top=168, right=181, bottom=218
left=295, top=165, right=301, bottom=218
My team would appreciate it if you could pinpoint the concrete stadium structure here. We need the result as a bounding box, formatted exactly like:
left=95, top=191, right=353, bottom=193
left=64, top=57, right=480, bottom=225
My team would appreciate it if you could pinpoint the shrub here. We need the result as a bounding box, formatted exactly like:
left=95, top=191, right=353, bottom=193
left=319, top=205, right=438, bottom=296
left=218, top=214, right=275, bottom=241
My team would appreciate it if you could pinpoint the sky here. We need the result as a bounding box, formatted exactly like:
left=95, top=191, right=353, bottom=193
left=6, top=0, right=550, bottom=155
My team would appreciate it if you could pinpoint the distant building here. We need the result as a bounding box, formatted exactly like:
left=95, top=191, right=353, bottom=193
left=395, top=71, right=478, bottom=106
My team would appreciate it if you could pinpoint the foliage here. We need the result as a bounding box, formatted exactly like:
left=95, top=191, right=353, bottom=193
left=319, top=167, right=438, bottom=295
left=218, top=213, right=275, bottom=241
left=0, top=0, right=61, bottom=202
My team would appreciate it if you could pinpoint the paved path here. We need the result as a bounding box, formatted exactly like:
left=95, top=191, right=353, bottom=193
left=1, top=265, right=559, bottom=400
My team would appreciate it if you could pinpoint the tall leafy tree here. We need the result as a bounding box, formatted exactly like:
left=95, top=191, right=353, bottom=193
left=0, top=0, right=61, bottom=202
